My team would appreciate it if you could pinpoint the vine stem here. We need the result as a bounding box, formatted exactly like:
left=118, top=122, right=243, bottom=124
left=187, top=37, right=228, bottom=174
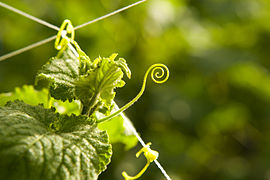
left=97, top=63, right=169, bottom=123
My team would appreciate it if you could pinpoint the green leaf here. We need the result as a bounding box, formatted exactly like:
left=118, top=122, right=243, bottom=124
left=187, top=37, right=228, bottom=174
left=36, top=47, right=131, bottom=117
left=115, top=57, right=131, bottom=79
left=0, top=85, right=137, bottom=148
left=107, top=53, right=131, bottom=79
left=0, top=85, right=80, bottom=115
left=36, top=48, right=80, bottom=102
left=0, top=101, right=112, bottom=180
left=0, top=85, right=48, bottom=106
left=75, top=55, right=130, bottom=116
left=76, top=57, right=125, bottom=103
left=97, top=103, right=138, bottom=150
left=98, top=115, right=138, bottom=150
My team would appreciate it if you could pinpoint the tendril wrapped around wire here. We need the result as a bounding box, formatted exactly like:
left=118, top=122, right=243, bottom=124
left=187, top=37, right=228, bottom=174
left=97, top=63, right=169, bottom=123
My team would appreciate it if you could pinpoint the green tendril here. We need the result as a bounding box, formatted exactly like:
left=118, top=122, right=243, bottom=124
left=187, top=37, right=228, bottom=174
left=97, top=63, right=169, bottom=124
left=55, top=19, right=74, bottom=51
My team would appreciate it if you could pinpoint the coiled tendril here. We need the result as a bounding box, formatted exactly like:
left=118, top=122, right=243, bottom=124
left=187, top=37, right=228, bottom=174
left=150, top=64, right=169, bottom=84
left=97, top=63, right=169, bottom=123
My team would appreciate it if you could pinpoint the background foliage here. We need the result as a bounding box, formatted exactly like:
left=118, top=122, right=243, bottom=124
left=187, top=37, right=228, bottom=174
left=1, top=0, right=270, bottom=179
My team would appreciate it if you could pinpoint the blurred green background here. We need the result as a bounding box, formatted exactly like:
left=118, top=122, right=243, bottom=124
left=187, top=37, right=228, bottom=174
left=1, top=0, right=270, bottom=179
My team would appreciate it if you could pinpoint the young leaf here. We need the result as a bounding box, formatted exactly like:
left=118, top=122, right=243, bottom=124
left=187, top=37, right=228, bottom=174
left=0, top=101, right=112, bottom=180
left=75, top=57, right=129, bottom=115
left=36, top=48, right=80, bottom=102
left=36, top=47, right=131, bottom=118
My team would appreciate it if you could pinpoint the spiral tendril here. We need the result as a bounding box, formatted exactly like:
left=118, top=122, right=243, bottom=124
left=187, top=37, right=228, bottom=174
left=97, top=63, right=169, bottom=123
left=150, top=65, right=169, bottom=84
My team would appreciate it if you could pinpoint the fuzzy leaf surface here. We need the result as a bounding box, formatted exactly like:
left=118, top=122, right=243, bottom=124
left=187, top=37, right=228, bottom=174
left=0, top=101, right=112, bottom=180
left=36, top=48, right=130, bottom=117
left=75, top=56, right=128, bottom=109
left=0, top=86, right=138, bottom=149
left=36, top=48, right=80, bottom=102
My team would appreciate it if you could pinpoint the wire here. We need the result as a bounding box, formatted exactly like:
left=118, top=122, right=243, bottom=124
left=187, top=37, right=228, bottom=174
left=0, top=0, right=147, bottom=61
left=154, top=160, right=172, bottom=180
left=74, top=0, right=146, bottom=30
left=114, top=103, right=172, bottom=180
left=0, top=35, right=56, bottom=62
left=0, top=2, right=59, bottom=31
